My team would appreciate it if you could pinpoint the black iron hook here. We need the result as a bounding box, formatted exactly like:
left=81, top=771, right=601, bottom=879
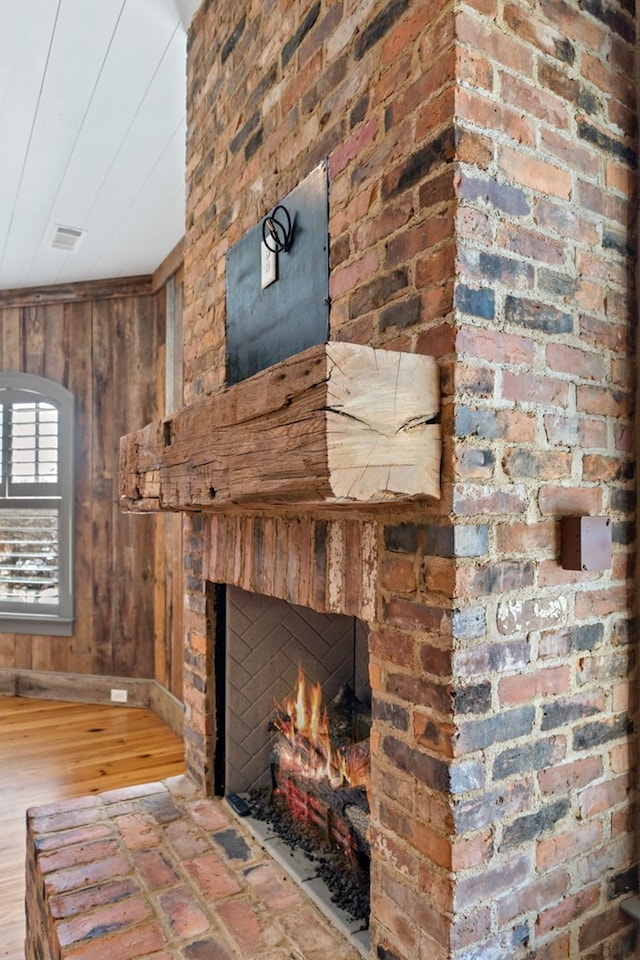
left=262, top=204, right=293, bottom=253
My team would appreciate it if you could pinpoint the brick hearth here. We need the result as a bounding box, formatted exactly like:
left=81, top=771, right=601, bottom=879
left=26, top=776, right=360, bottom=960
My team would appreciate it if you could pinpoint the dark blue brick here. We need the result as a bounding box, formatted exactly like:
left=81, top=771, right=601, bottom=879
left=455, top=284, right=495, bottom=320
left=458, top=172, right=530, bottom=215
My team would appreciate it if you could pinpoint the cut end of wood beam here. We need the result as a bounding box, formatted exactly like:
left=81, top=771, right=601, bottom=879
left=325, top=343, right=441, bottom=501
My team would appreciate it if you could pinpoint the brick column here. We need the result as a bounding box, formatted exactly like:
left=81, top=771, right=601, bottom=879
left=182, top=1, right=638, bottom=958
left=447, top=2, right=637, bottom=957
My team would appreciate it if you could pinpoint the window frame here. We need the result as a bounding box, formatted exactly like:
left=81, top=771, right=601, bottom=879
left=0, top=372, right=74, bottom=636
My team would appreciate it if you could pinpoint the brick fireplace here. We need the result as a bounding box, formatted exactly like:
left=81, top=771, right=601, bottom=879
left=131, top=0, right=639, bottom=957
left=27, top=2, right=637, bottom=959
left=168, top=2, right=639, bottom=956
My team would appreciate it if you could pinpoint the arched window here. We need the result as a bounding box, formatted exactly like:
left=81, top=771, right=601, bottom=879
left=0, top=373, right=74, bottom=635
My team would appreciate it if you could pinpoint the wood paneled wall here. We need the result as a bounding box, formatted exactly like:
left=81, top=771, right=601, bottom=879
left=153, top=267, right=184, bottom=701
left=0, top=274, right=183, bottom=698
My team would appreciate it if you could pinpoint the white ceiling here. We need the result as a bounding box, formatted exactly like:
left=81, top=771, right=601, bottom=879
left=0, top=0, right=200, bottom=292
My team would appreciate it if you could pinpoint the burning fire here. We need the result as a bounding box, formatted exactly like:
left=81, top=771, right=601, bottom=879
left=273, top=666, right=369, bottom=790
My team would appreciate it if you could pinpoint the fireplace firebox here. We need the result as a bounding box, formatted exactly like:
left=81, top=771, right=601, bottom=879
left=213, top=584, right=371, bottom=953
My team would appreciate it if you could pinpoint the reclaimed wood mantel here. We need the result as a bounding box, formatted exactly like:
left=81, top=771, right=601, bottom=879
left=119, top=341, right=441, bottom=512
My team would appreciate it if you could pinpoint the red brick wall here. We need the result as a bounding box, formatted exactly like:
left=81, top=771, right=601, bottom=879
left=183, top=1, right=638, bottom=957
left=450, top=2, right=637, bottom=957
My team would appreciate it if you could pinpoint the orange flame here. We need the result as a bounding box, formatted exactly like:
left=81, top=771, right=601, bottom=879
left=273, top=666, right=367, bottom=789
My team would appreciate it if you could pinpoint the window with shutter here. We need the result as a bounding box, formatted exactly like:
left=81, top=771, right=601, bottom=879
left=0, top=374, right=74, bottom=635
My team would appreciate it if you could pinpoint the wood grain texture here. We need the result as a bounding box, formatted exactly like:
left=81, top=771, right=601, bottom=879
left=0, top=281, right=182, bottom=691
left=0, top=306, right=21, bottom=369
left=0, top=275, right=154, bottom=309
left=0, top=695, right=185, bottom=960
left=0, top=669, right=183, bottom=731
left=120, top=341, right=441, bottom=512
left=325, top=342, right=441, bottom=500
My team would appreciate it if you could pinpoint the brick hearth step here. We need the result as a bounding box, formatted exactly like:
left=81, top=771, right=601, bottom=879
left=26, top=775, right=361, bottom=960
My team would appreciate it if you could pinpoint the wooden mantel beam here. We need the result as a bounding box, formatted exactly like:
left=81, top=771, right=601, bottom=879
left=119, top=341, right=441, bottom=513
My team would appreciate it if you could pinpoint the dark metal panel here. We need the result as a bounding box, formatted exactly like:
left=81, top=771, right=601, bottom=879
left=226, top=163, right=329, bottom=385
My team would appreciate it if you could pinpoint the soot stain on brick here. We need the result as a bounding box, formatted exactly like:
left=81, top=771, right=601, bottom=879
left=144, top=795, right=182, bottom=824
left=541, top=698, right=601, bottom=731
left=454, top=681, right=492, bottom=715
left=457, top=706, right=535, bottom=753
left=384, top=522, right=459, bottom=557
left=383, top=734, right=450, bottom=792
left=221, top=14, right=246, bottom=64
left=573, top=715, right=634, bottom=751
left=608, top=866, right=639, bottom=900
left=455, top=284, right=495, bottom=320
left=458, top=172, right=530, bottom=215
left=354, top=0, right=409, bottom=60
left=373, top=699, right=409, bottom=732
left=501, top=798, right=570, bottom=849
left=553, top=37, right=575, bottom=63
left=378, top=947, right=403, bottom=960
left=230, top=111, right=260, bottom=155
left=350, top=93, right=370, bottom=128
left=504, top=295, right=573, bottom=334
left=613, top=520, right=635, bottom=545
left=580, top=0, right=636, bottom=42
left=611, top=486, right=636, bottom=514
left=494, top=739, right=558, bottom=779
left=460, top=248, right=533, bottom=287
left=82, top=922, right=126, bottom=941
left=384, top=127, right=455, bottom=199
left=213, top=828, right=251, bottom=861
left=568, top=622, right=604, bottom=652
left=282, top=2, right=321, bottom=66
left=349, top=268, right=408, bottom=319
left=378, top=295, right=421, bottom=332
left=538, top=269, right=578, bottom=298
left=455, top=406, right=499, bottom=440
left=244, top=127, right=263, bottom=162
left=578, top=119, right=637, bottom=167
left=603, top=229, right=636, bottom=257
left=184, top=939, right=233, bottom=960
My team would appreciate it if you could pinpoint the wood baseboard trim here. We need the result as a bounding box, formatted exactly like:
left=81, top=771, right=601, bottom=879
left=148, top=681, right=184, bottom=737
left=0, top=669, right=184, bottom=737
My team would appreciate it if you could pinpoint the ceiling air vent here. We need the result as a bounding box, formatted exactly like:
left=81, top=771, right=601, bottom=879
left=51, top=225, right=85, bottom=252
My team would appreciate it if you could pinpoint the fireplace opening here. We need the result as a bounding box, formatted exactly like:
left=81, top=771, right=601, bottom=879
left=213, top=585, right=371, bottom=953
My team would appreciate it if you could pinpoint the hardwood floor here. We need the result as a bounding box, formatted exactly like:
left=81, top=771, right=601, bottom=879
left=0, top=696, right=185, bottom=960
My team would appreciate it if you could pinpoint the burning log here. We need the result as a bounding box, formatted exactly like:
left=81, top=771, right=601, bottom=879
left=271, top=738, right=370, bottom=864
left=345, top=804, right=370, bottom=851
left=269, top=668, right=371, bottom=874
left=341, top=739, right=370, bottom=793
left=271, top=670, right=371, bottom=790
left=245, top=669, right=371, bottom=924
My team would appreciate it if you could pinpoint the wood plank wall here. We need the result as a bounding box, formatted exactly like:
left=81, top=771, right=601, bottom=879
left=153, top=266, right=184, bottom=700
left=0, top=269, right=184, bottom=700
